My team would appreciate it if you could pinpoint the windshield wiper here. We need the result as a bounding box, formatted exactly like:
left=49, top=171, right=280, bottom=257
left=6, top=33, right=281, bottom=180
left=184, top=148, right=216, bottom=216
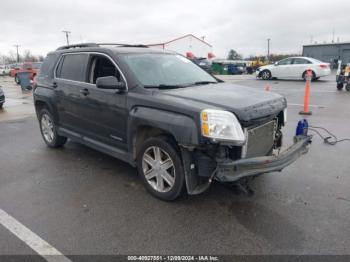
left=143, top=84, right=186, bottom=89
left=191, top=81, right=218, bottom=86
left=144, top=81, right=217, bottom=89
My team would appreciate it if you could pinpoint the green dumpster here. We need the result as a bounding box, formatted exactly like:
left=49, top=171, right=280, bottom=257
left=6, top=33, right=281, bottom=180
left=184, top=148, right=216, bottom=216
left=212, top=62, right=228, bottom=75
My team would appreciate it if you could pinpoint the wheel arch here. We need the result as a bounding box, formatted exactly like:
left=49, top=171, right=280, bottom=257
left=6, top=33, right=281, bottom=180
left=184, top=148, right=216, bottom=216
left=34, top=99, right=59, bottom=122
left=128, top=107, right=199, bottom=161
left=261, top=69, right=272, bottom=79
left=302, top=70, right=316, bottom=80
left=132, top=125, right=178, bottom=160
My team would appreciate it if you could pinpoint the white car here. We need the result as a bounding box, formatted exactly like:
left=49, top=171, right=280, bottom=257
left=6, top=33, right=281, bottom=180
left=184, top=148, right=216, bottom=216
left=256, top=57, right=331, bottom=80
left=0, top=65, right=11, bottom=76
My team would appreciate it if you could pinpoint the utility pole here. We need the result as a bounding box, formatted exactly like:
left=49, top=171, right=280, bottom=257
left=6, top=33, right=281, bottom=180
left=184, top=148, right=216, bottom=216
left=14, top=44, right=20, bottom=63
left=267, top=38, right=270, bottom=61
left=62, top=30, right=71, bottom=45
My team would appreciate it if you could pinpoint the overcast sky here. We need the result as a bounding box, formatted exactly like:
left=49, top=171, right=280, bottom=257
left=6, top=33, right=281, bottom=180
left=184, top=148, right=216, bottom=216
left=1, top=0, right=349, bottom=58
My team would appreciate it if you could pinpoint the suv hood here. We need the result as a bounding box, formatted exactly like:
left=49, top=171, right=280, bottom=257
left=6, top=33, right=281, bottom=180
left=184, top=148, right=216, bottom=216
left=161, top=82, right=286, bottom=122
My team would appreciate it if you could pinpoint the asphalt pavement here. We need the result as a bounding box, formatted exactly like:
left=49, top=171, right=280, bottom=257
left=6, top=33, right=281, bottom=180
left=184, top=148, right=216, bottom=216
left=0, top=74, right=349, bottom=257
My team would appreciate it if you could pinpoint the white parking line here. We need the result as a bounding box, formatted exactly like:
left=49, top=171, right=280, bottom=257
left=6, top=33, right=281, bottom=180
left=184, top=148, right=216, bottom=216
left=0, top=209, right=72, bottom=262
left=288, top=103, right=325, bottom=108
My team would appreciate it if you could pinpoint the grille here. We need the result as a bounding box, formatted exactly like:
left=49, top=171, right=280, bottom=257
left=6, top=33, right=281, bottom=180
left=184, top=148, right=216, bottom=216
left=242, top=120, right=277, bottom=158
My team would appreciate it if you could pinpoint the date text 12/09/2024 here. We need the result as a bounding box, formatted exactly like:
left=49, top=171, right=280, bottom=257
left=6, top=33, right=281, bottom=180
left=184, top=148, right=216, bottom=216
left=127, top=255, right=219, bottom=261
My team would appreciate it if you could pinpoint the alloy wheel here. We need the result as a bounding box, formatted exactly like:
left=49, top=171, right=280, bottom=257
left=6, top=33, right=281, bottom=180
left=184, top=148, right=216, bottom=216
left=41, top=113, right=55, bottom=143
left=262, top=71, right=270, bottom=80
left=142, top=146, right=175, bottom=193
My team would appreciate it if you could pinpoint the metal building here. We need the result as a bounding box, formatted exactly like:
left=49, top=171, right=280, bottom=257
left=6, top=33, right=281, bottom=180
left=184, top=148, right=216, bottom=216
left=147, top=34, right=215, bottom=59
left=302, top=42, right=350, bottom=64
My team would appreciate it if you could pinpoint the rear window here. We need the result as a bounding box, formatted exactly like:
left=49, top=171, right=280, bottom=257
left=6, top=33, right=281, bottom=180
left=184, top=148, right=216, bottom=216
left=39, top=54, right=58, bottom=78
left=293, top=58, right=311, bottom=64
left=56, top=54, right=88, bottom=82
left=308, top=57, right=324, bottom=63
left=23, top=63, right=32, bottom=69
left=32, top=62, right=42, bottom=69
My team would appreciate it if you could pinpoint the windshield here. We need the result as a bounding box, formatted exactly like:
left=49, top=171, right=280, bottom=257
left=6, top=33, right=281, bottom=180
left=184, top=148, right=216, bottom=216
left=121, top=53, right=217, bottom=87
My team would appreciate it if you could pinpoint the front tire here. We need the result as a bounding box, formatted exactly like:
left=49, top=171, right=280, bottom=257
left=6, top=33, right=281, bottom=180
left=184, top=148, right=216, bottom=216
left=39, top=108, right=67, bottom=148
left=261, top=70, right=271, bottom=80
left=137, top=136, right=185, bottom=201
left=346, top=84, right=350, bottom=92
left=0, top=103, right=3, bottom=109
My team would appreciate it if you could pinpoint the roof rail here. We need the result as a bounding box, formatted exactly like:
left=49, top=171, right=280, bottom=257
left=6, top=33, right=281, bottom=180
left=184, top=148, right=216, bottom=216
left=56, top=42, right=149, bottom=51
left=97, top=43, right=149, bottom=48
left=56, top=43, right=99, bottom=50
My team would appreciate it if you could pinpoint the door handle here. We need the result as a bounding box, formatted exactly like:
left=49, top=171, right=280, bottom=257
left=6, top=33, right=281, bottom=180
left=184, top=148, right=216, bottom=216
left=80, top=88, right=89, bottom=96
left=52, top=82, right=57, bottom=88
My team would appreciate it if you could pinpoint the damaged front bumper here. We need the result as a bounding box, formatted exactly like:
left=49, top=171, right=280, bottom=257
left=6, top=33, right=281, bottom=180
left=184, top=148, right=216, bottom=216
left=215, top=135, right=312, bottom=183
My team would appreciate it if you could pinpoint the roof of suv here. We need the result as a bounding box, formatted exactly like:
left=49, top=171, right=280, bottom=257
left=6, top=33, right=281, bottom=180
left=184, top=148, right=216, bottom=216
left=52, top=43, right=175, bottom=55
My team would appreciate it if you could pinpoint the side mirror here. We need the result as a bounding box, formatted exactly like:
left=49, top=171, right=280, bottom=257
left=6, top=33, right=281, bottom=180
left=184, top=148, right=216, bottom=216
left=274, top=62, right=278, bottom=66
left=96, top=76, right=126, bottom=91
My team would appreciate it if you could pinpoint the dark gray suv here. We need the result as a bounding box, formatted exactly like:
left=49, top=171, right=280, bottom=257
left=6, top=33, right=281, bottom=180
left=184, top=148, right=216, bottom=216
left=34, top=43, right=311, bottom=200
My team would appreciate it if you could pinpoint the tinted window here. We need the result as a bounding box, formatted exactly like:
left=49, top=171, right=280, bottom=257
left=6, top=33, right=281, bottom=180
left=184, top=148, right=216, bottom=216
left=293, top=58, right=311, bottom=64
left=278, top=58, right=293, bottom=65
left=39, top=54, right=58, bottom=78
left=57, top=54, right=88, bottom=81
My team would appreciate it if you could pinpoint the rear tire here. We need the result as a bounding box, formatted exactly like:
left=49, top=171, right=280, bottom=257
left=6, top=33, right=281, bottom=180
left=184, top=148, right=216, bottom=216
left=0, top=103, right=3, bottom=109
left=136, top=136, right=185, bottom=201
left=337, top=82, right=344, bottom=90
left=38, top=108, right=67, bottom=148
left=261, top=70, right=271, bottom=80
left=303, top=71, right=316, bottom=81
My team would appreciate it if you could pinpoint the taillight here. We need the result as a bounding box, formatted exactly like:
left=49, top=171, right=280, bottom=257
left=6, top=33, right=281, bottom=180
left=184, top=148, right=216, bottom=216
left=320, top=64, right=329, bottom=69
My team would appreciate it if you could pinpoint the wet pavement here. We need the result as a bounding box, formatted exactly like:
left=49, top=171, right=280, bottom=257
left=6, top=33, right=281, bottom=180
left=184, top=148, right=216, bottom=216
left=0, top=76, right=35, bottom=122
left=0, top=74, right=349, bottom=256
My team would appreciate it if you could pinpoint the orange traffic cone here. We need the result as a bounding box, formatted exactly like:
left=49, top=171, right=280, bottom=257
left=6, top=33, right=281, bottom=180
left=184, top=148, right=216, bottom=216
left=299, top=69, right=312, bottom=115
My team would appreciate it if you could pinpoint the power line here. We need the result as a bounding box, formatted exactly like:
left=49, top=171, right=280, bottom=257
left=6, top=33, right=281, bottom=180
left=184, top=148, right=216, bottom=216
left=62, top=30, right=71, bottom=45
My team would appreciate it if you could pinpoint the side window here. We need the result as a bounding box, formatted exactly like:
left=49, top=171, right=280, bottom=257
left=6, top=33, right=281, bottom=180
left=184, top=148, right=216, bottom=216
left=39, top=54, right=58, bottom=78
left=293, top=58, right=311, bottom=65
left=278, top=58, right=293, bottom=65
left=87, top=55, right=121, bottom=84
left=56, top=54, right=89, bottom=82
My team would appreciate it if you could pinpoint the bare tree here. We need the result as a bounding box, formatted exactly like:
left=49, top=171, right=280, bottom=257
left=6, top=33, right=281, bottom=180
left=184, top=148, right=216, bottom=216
left=0, top=50, right=44, bottom=64
left=227, top=49, right=242, bottom=60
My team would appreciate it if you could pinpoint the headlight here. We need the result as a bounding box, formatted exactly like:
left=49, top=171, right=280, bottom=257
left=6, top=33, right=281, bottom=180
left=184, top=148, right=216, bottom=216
left=283, top=108, right=287, bottom=124
left=201, top=109, right=245, bottom=143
